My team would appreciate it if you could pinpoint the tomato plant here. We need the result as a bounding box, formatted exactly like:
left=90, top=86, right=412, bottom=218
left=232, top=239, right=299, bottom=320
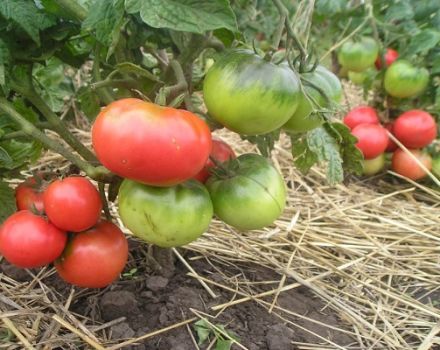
left=352, top=124, right=389, bottom=159
left=0, top=211, right=66, bottom=268
left=15, top=175, right=46, bottom=213
left=392, top=149, right=432, bottom=181
left=55, top=221, right=128, bottom=288
left=206, top=154, right=286, bottom=230
left=44, top=177, right=102, bottom=232
left=393, top=110, right=437, bottom=148
left=343, top=106, right=379, bottom=130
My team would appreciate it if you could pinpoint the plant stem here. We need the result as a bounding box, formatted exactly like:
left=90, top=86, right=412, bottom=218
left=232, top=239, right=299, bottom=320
left=90, top=78, right=139, bottom=91
left=53, top=0, right=87, bottom=21
left=92, top=45, right=114, bottom=105
left=164, top=60, right=188, bottom=100
left=0, top=98, right=112, bottom=182
left=98, top=182, right=111, bottom=220
left=0, top=122, right=52, bottom=140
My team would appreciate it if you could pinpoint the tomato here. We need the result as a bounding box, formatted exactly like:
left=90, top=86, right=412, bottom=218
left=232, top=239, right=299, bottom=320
left=384, top=122, right=398, bottom=152
left=375, top=48, right=399, bottom=69
left=352, top=124, right=388, bottom=159
left=393, top=110, right=437, bottom=148
left=337, top=37, right=379, bottom=72
left=44, top=176, right=102, bottom=232
left=15, top=175, right=46, bottom=213
left=343, top=106, right=379, bottom=130
left=118, top=179, right=213, bottom=247
left=384, top=61, right=429, bottom=98
left=362, top=153, right=385, bottom=175
left=203, top=49, right=300, bottom=135
left=206, top=154, right=286, bottom=230
left=348, top=70, right=367, bottom=85
left=432, top=157, right=440, bottom=178
left=283, top=65, right=342, bottom=133
left=0, top=211, right=66, bottom=268
left=55, top=221, right=128, bottom=288
left=193, top=139, right=236, bottom=183
left=392, top=149, right=432, bottom=181
left=92, top=98, right=212, bottom=186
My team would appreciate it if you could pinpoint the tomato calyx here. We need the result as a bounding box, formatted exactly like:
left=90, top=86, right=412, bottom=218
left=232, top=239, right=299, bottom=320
left=208, top=156, right=239, bottom=180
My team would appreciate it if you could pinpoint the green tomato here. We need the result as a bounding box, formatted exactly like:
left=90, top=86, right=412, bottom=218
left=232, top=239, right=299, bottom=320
left=283, top=65, right=342, bottom=133
left=118, top=180, right=213, bottom=248
left=338, top=37, right=379, bottom=72
left=203, top=49, right=300, bottom=135
left=432, top=157, right=440, bottom=178
left=348, top=70, right=367, bottom=85
left=362, top=153, right=385, bottom=176
left=384, top=60, right=429, bottom=98
left=206, top=154, right=286, bottom=230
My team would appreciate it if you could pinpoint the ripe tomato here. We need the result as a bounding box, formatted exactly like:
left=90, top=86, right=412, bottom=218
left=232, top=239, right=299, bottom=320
left=393, top=110, right=437, bottom=148
left=15, top=175, right=45, bottom=213
left=206, top=154, right=286, bottom=230
left=55, top=221, right=128, bottom=288
left=193, top=139, right=236, bottom=183
left=44, top=176, right=102, bottom=232
left=384, top=61, right=429, bottom=98
left=118, top=179, right=213, bottom=248
left=343, top=106, right=379, bottom=130
left=0, top=211, right=66, bottom=268
left=283, top=65, right=342, bottom=133
left=392, top=149, right=432, bottom=181
left=203, top=49, right=300, bottom=135
left=352, top=124, right=388, bottom=159
left=375, top=48, right=399, bottom=69
left=337, top=37, right=379, bottom=72
left=92, top=99, right=212, bottom=186
left=384, top=122, right=398, bottom=152
left=362, top=153, right=385, bottom=176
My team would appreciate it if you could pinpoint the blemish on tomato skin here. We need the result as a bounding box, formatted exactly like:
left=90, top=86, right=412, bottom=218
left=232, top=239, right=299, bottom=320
left=121, top=159, right=127, bottom=164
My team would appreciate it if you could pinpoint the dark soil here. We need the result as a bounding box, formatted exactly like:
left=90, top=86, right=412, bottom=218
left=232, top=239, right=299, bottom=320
left=0, top=240, right=356, bottom=349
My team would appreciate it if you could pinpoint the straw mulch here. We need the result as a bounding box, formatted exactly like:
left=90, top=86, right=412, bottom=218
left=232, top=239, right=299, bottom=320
left=1, top=83, right=439, bottom=350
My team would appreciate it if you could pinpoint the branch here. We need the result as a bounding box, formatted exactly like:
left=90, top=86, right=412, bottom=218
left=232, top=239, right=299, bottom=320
left=92, top=45, right=114, bottom=105
left=164, top=60, right=188, bottom=100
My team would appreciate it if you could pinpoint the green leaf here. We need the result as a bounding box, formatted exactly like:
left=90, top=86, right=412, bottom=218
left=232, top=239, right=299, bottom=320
left=315, top=0, right=346, bottom=16
left=213, top=28, right=235, bottom=47
left=126, top=0, right=237, bottom=34
left=0, top=146, right=13, bottom=168
left=291, top=135, right=318, bottom=174
left=0, top=140, right=43, bottom=170
left=0, top=0, right=55, bottom=45
left=0, top=38, right=10, bottom=86
left=0, top=180, right=16, bottom=224
left=215, top=339, right=233, bottom=350
left=240, top=130, right=281, bottom=158
left=384, top=0, right=414, bottom=22
left=77, top=86, right=101, bottom=121
left=113, top=62, right=162, bottom=82
left=406, top=29, right=440, bottom=55
left=194, top=320, right=211, bottom=345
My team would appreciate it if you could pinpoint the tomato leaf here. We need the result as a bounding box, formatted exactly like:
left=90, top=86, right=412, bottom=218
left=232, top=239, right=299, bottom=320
left=384, top=0, right=414, bottom=22
left=240, top=130, right=281, bottom=158
left=215, top=339, right=233, bottom=350
left=77, top=86, right=101, bottom=121
left=291, top=135, right=318, bottom=174
left=0, top=180, right=16, bottom=224
left=315, top=0, right=347, bottom=16
left=405, top=29, right=440, bottom=55
left=194, top=319, right=211, bottom=345
left=125, top=0, right=238, bottom=34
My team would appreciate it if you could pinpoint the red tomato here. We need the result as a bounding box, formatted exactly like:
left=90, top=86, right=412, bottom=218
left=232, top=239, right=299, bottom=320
left=393, top=110, right=437, bottom=148
left=15, top=175, right=45, bottom=213
left=0, top=211, right=66, bottom=268
left=193, top=139, right=236, bottom=183
left=44, top=177, right=102, bottom=232
left=92, top=98, right=212, bottom=186
left=384, top=122, right=398, bottom=152
left=392, top=149, right=432, bottom=180
left=343, top=106, right=379, bottom=130
left=55, top=221, right=128, bottom=288
left=352, top=123, right=388, bottom=159
left=375, top=48, right=399, bottom=69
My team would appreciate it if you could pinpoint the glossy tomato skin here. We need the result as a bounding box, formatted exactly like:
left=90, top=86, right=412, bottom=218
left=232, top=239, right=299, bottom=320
left=204, top=49, right=300, bottom=135
left=92, top=99, right=212, bottom=186
left=55, top=221, right=128, bottom=288
left=206, top=154, right=286, bottom=231
left=362, top=153, right=385, bottom=175
left=283, top=65, right=342, bottom=133
left=384, top=122, right=398, bottom=152
left=44, top=177, right=102, bottom=232
left=352, top=124, right=388, bottom=159
left=15, top=176, right=45, bottom=213
left=384, top=61, right=429, bottom=98
left=392, top=149, right=432, bottom=181
left=343, top=106, right=379, bottom=130
left=118, top=179, right=213, bottom=248
left=393, top=110, right=437, bottom=148
left=0, top=211, right=66, bottom=268
left=193, top=139, right=236, bottom=183
left=375, top=48, right=399, bottom=69
left=337, top=37, right=379, bottom=72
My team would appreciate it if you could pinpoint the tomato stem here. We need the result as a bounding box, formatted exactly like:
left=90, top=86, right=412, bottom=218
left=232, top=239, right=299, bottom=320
left=92, top=44, right=115, bottom=105
left=98, top=183, right=112, bottom=220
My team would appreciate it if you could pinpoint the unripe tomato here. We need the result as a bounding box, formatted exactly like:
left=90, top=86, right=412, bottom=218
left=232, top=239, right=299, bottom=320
left=375, top=48, right=399, bottom=69
left=392, top=149, right=432, bottom=181
left=343, top=106, right=379, bottom=130
left=55, top=221, right=128, bottom=288
left=384, top=122, right=398, bottom=152
left=362, top=153, right=385, bottom=175
left=352, top=124, right=388, bottom=159
left=384, top=61, right=429, bottom=98
left=348, top=70, right=368, bottom=85
left=393, top=110, right=437, bottom=148
left=0, top=211, right=66, bottom=268
left=432, top=157, right=440, bottom=178
left=92, top=99, right=212, bottom=186
left=337, top=37, right=379, bottom=72
left=193, top=139, right=236, bottom=183
left=44, top=177, right=102, bottom=232
left=15, top=175, right=45, bottom=213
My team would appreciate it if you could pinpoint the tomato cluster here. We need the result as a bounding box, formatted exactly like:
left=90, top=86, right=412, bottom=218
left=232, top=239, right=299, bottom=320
left=0, top=175, right=128, bottom=288
left=343, top=107, right=437, bottom=180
